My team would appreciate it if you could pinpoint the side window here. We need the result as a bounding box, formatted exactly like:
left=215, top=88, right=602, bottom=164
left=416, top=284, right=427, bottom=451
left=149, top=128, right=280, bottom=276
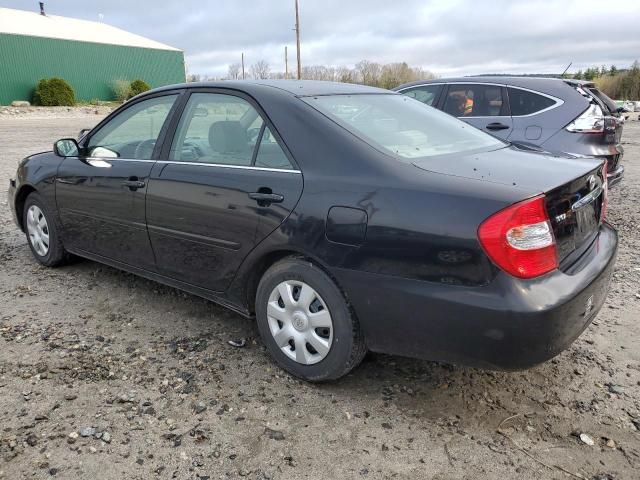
left=507, top=87, right=557, bottom=116
left=254, top=126, right=293, bottom=170
left=443, top=84, right=505, bottom=117
left=87, top=95, right=177, bottom=159
left=401, top=85, right=442, bottom=106
left=170, top=93, right=264, bottom=165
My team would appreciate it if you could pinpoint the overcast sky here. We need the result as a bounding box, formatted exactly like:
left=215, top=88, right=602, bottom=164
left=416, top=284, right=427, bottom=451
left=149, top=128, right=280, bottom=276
left=3, top=0, right=640, bottom=77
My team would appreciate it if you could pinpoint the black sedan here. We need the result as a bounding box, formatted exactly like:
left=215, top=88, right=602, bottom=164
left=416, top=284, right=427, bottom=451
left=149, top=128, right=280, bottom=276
left=8, top=81, right=617, bottom=381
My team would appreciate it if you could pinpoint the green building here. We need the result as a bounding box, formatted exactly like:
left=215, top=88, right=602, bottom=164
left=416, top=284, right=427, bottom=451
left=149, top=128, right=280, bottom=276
left=0, top=7, right=186, bottom=104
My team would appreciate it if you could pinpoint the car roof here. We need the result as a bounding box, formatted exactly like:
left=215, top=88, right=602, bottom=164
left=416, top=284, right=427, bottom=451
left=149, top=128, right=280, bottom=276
left=150, top=80, right=391, bottom=98
left=394, top=76, right=594, bottom=98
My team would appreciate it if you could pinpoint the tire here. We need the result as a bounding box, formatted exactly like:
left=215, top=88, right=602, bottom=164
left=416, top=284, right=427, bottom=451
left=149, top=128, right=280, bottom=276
left=23, top=192, right=68, bottom=267
left=255, top=257, right=367, bottom=382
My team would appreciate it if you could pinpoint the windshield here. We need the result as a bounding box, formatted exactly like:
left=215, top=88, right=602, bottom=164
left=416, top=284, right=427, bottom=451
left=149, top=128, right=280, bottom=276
left=305, top=94, right=504, bottom=160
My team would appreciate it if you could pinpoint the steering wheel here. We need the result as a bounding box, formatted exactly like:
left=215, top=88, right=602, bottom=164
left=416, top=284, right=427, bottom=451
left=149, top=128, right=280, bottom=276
left=134, top=139, right=156, bottom=160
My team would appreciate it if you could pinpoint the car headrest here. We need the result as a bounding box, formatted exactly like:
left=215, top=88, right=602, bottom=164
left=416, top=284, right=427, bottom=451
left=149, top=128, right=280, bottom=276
left=209, top=121, right=248, bottom=153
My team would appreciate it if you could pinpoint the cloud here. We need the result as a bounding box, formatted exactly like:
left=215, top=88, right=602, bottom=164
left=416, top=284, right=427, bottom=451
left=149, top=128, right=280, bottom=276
left=2, top=0, right=639, bottom=77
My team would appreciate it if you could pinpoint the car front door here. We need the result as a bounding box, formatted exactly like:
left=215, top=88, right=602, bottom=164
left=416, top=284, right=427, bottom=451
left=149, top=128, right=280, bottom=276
left=56, top=93, right=180, bottom=270
left=146, top=90, right=303, bottom=292
left=441, top=83, right=513, bottom=140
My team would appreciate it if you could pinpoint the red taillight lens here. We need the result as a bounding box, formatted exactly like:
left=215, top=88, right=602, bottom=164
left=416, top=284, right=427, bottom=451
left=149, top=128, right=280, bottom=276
left=601, top=162, right=608, bottom=221
left=478, top=195, right=558, bottom=279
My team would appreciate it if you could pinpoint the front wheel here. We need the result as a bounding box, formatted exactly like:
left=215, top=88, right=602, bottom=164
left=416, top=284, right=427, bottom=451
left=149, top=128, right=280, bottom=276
left=255, top=258, right=367, bottom=381
left=23, top=192, right=68, bottom=267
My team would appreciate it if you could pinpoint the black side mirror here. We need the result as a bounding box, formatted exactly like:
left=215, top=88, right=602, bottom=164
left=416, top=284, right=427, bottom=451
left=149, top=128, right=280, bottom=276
left=54, top=138, right=80, bottom=157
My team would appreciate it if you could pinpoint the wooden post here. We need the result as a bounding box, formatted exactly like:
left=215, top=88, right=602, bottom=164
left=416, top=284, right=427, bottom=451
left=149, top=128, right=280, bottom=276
left=285, top=46, right=289, bottom=79
left=295, top=0, right=301, bottom=80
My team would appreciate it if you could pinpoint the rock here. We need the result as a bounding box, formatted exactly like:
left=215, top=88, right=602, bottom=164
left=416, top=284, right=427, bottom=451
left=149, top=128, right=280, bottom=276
left=80, top=427, right=96, bottom=437
left=63, top=394, right=77, bottom=401
left=26, top=434, right=38, bottom=447
left=608, top=384, right=624, bottom=395
left=101, top=432, right=111, bottom=443
left=579, top=433, right=595, bottom=446
left=11, top=100, right=30, bottom=107
left=605, top=439, right=616, bottom=449
left=264, top=427, right=285, bottom=441
left=228, top=339, right=246, bottom=348
left=381, top=422, right=392, bottom=429
left=193, top=401, right=207, bottom=414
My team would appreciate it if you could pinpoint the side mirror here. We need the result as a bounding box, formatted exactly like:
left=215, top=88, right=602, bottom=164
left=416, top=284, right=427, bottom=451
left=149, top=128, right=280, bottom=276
left=54, top=138, right=80, bottom=157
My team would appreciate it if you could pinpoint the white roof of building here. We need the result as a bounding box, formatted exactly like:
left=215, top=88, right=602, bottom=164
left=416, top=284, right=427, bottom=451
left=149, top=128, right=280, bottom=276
left=0, top=7, right=181, bottom=51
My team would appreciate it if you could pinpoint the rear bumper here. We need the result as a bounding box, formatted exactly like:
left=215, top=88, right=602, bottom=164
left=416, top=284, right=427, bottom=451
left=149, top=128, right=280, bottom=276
left=607, top=163, right=624, bottom=188
left=333, top=223, right=618, bottom=370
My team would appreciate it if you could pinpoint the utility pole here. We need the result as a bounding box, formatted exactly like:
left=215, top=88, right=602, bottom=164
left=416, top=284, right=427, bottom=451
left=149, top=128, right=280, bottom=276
left=285, top=46, right=289, bottom=79
left=295, top=0, right=301, bottom=79
left=241, top=52, right=245, bottom=80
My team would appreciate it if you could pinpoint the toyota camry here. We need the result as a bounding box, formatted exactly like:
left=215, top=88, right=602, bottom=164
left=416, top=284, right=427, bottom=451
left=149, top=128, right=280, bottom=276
left=7, top=80, right=617, bottom=381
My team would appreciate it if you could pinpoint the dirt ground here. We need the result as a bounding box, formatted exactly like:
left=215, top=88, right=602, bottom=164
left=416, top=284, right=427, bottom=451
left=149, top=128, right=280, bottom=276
left=0, top=111, right=638, bottom=480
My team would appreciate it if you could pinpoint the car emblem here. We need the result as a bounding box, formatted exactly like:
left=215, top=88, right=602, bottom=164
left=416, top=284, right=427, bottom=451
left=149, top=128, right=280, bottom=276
left=584, top=295, right=594, bottom=317
left=588, top=175, right=596, bottom=191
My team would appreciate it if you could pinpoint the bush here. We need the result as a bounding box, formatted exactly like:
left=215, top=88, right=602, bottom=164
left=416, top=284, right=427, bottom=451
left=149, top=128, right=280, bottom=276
left=33, top=78, right=75, bottom=106
left=129, top=79, right=151, bottom=98
left=111, top=79, right=132, bottom=103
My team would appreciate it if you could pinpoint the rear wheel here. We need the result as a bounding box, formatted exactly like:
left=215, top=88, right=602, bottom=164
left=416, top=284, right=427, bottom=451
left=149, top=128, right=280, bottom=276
left=23, top=192, right=68, bottom=267
left=255, top=258, right=367, bottom=381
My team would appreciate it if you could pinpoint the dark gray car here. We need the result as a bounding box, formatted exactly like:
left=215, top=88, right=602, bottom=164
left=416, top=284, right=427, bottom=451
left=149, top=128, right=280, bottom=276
left=394, top=77, right=624, bottom=186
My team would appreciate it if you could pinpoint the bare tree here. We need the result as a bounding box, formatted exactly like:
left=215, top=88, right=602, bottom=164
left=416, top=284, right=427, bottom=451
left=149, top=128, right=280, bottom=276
left=356, top=60, right=382, bottom=86
left=227, top=63, right=241, bottom=80
left=251, top=60, right=271, bottom=80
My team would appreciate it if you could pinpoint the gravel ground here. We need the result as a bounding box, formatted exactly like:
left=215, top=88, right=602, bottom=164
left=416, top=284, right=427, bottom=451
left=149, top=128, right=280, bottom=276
left=0, top=110, right=639, bottom=480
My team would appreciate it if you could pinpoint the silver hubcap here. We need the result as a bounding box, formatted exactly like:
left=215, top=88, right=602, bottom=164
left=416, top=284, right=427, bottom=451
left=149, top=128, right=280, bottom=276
left=26, top=205, right=50, bottom=257
left=267, top=280, right=333, bottom=365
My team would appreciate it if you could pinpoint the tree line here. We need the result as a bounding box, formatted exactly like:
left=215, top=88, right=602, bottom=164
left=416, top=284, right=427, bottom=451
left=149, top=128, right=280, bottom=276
left=187, top=59, right=640, bottom=101
left=574, top=61, right=640, bottom=100
left=192, top=60, right=436, bottom=89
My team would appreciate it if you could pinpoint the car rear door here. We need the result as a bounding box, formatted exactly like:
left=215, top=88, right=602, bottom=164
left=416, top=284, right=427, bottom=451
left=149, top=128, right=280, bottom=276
left=440, top=83, right=513, bottom=140
left=56, top=92, right=180, bottom=270
left=146, top=89, right=303, bottom=292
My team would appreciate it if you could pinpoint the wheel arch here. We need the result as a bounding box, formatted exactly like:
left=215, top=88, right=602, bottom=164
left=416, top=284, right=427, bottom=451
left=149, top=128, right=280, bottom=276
left=237, top=247, right=348, bottom=317
left=14, top=184, right=38, bottom=232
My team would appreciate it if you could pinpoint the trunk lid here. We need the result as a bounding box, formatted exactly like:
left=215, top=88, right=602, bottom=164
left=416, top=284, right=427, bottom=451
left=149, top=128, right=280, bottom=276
left=545, top=163, right=606, bottom=266
left=411, top=146, right=606, bottom=266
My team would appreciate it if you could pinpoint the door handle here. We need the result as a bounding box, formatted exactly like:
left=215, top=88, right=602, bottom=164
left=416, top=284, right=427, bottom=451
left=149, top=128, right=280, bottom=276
left=248, top=191, right=284, bottom=206
left=122, top=178, right=146, bottom=190
left=486, top=122, right=510, bottom=131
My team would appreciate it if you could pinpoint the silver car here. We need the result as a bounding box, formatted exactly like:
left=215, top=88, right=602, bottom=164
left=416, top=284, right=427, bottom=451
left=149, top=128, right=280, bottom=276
left=394, top=77, right=624, bottom=186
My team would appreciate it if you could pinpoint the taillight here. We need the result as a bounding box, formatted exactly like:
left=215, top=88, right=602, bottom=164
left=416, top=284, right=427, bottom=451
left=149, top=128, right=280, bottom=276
left=601, top=162, right=608, bottom=221
left=566, top=104, right=605, bottom=133
left=478, top=195, right=558, bottom=279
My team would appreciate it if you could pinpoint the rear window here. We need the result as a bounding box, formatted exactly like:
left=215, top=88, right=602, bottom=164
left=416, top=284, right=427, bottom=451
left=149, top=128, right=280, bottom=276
left=305, top=94, right=504, bottom=160
left=507, top=88, right=557, bottom=116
